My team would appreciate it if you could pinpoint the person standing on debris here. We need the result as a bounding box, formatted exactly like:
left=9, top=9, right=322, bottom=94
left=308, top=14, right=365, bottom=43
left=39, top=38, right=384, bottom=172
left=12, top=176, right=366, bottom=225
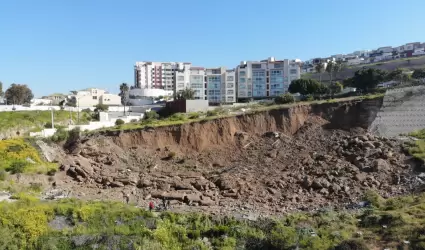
left=149, top=201, right=154, bottom=211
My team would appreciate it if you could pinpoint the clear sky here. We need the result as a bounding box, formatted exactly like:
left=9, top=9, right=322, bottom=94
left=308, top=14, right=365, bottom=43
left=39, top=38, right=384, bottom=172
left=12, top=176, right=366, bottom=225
left=1, top=0, right=424, bottom=97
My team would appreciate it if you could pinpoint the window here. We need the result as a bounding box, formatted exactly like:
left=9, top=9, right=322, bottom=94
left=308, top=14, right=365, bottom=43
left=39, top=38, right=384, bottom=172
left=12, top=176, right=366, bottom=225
left=178, top=76, right=184, bottom=81
left=227, top=90, right=234, bottom=95
left=212, top=69, right=221, bottom=74
left=239, top=77, right=246, bottom=83
left=274, top=63, right=283, bottom=68
left=252, top=64, right=261, bottom=69
left=227, top=96, right=234, bottom=101
left=227, top=76, right=234, bottom=81
left=290, top=69, right=298, bottom=74
left=239, top=71, right=246, bottom=76
left=227, top=83, right=234, bottom=88
left=92, top=96, right=97, bottom=100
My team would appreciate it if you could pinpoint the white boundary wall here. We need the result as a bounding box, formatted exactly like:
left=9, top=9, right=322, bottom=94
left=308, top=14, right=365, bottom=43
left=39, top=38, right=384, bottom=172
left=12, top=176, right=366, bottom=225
left=29, top=114, right=144, bottom=138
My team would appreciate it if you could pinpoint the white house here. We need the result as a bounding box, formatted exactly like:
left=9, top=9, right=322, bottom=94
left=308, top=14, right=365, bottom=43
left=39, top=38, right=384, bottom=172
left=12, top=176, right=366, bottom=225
left=72, top=88, right=121, bottom=107
left=31, top=98, right=52, bottom=106
left=413, top=48, right=425, bottom=56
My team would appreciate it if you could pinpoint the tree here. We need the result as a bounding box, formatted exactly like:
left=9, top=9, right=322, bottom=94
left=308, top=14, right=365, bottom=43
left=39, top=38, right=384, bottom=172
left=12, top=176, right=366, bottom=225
left=4, top=84, right=34, bottom=105
left=0, top=81, right=3, bottom=97
left=348, top=68, right=387, bottom=91
left=289, top=79, right=321, bottom=96
left=412, top=69, right=425, bottom=80
left=176, top=87, right=195, bottom=100
left=329, top=82, right=343, bottom=96
left=325, top=62, right=335, bottom=83
left=387, top=68, right=410, bottom=85
left=333, top=60, right=346, bottom=80
left=315, top=62, right=325, bottom=83
left=119, top=83, right=129, bottom=116
left=94, top=104, right=108, bottom=112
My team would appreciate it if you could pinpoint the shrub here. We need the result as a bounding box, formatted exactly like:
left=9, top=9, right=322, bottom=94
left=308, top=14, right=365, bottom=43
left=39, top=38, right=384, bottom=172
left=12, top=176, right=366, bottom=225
left=0, top=170, right=7, bottom=181
left=334, top=239, right=369, bottom=250
left=305, top=95, right=314, bottom=101
left=44, top=122, right=53, bottom=128
left=188, top=112, right=200, bottom=119
left=94, top=104, right=108, bottom=112
left=145, top=111, right=159, bottom=120
left=168, top=152, right=176, bottom=159
left=6, top=161, right=27, bottom=174
left=206, top=110, right=218, bottom=117
left=363, top=190, right=384, bottom=208
left=130, top=119, right=138, bottom=123
left=275, top=93, right=295, bottom=104
left=46, top=169, right=57, bottom=176
left=29, top=183, right=43, bottom=192
left=81, top=108, right=92, bottom=113
left=168, top=113, right=186, bottom=121
left=115, top=119, right=125, bottom=126
left=51, top=127, right=69, bottom=142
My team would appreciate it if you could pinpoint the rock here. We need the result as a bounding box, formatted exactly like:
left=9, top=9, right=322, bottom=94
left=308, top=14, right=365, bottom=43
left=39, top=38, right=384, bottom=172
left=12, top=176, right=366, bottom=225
left=184, top=193, right=203, bottom=204
left=109, top=181, right=125, bottom=187
left=319, top=188, right=329, bottom=195
left=312, top=178, right=331, bottom=189
left=60, top=164, right=70, bottom=172
left=266, top=150, right=278, bottom=159
left=354, top=173, right=367, bottom=182
left=302, top=177, right=312, bottom=188
left=66, top=167, right=78, bottom=179
left=137, top=179, right=153, bottom=188
left=191, top=179, right=211, bottom=191
left=267, top=187, right=277, bottom=194
left=363, top=141, right=375, bottom=149
left=74, top=166, right=87, bottom=178
left=113, top=177, right=136, bottom=186
left=372, top=159, right=390, bottom=172
left=172, top=181, right=193, bottom=191
left=331, top=184, right=341, bottom=193
left=215, top=178, right=234, bottom=190
left=199, top=197, right=215, bottom=206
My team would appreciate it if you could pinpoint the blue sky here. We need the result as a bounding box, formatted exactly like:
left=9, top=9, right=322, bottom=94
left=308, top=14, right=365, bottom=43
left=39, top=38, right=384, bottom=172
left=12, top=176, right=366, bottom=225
left=1, top=0, right=424, bottom=97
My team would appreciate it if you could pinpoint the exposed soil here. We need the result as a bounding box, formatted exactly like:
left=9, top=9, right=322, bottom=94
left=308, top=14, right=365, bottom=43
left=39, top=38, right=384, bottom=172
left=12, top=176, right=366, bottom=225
left=46, top=99, right=420, bottom=217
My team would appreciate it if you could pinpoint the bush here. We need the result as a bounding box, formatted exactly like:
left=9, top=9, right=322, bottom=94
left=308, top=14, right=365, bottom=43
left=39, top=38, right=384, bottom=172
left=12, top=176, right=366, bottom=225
left=115, top=119, right=125, bottom=126
left=145, top=111, right=159, bottom=120
left=51, top=127, right=69, bottom=142
left=206, top=110, right=218, bottom=117
left=168, top=113, right=186, bottom=121
left=44, top=122, right=53, bottom=128
left=168, top=152, right=176, bottom=159
left=0, top=170, right=7, bottom=181
left=275, top=93, right=295, bottom=104
left=81, top=108, right=92, bottom=113
left=334, top=239, right=369, bottom=250
left=130, top=119, right=138, bottom=123
left=188, top=112, right=200, bottom=119
left=6, top=161, right=27, bottom=174
left=94, top=104, right=108, bottom=112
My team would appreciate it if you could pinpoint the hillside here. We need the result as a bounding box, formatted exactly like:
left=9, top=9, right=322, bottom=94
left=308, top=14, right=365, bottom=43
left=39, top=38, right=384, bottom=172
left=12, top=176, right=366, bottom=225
left=1, top=92, right=425, bottom=249
left=0, top=110, right=91, bottom=139
left=303, top=56, right=425, bottom=82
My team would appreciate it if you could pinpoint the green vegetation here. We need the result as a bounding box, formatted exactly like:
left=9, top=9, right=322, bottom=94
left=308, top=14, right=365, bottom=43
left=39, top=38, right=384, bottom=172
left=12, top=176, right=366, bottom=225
left=115, top=119, right=125, bottom=126
left=0, top=138, right=57, bottom=174
left=0, top=192, right=423, bottom=249
left=0, top=110, right=90, bottom=136
left=274, top=93, right=295, bottom=104
left=406, top=129, right=425, bottom=161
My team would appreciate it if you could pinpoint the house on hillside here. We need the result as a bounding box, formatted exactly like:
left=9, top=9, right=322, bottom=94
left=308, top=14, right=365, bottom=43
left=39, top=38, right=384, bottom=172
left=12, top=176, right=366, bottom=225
left=42, top=93, right=67, bottom=105
left=71, top=88, right=121, bottom=107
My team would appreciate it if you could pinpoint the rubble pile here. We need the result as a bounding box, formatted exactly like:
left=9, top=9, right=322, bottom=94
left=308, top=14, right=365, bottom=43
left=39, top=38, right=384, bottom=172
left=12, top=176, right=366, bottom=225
left=55, top=116, right=418, bottom=215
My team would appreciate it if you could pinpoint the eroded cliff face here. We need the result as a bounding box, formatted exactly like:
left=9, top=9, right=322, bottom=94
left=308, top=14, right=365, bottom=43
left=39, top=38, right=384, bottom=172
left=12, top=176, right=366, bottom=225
left=99, top=98, right=383, bottom=152
left=54, top=97, right=407, bottom=216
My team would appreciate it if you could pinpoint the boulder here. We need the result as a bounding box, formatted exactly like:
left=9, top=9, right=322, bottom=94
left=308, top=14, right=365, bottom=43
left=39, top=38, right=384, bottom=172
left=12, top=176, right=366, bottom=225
left=199, top=197, right=215, bottom=206
left=173, top=181, right=194, bottom=191
left=184, top=193, right=203, bottom=204
left=109, top=181, right=125, bottom=187
left=137, top=179, right=153, bottom=188
left=372, top=159, right=390, bottom=172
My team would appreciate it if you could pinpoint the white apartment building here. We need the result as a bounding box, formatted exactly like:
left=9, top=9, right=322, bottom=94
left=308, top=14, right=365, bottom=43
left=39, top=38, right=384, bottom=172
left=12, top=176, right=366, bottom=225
left=134, top=61, right=192, bottom=91
left=223, top=69, right=236, bottom=103
left=237, top=57, right=300, bottom=100
left=205, top=67, right=225, bottom=104
left=189, top=67, right=206, bottom=100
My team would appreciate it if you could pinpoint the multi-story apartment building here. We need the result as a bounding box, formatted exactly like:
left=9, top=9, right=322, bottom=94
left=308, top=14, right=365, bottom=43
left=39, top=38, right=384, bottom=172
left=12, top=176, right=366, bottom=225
left=223, top=69, right=236, bottom=103
left=205, top=67, right=224, bottom=104
left=189, top=67, right=206, bottom=100
left=236, top=57, right=300, bottom=100
left=134, top=61, right=192, bottom=91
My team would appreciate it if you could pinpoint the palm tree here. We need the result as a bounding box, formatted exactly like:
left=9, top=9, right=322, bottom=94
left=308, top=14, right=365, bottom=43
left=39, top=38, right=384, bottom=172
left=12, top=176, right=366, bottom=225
left=325, top=62, right=334, bottom=84
left=176, top=88, right=195, bottom=100
left=315, top=62, right=325, bottom=83
left=119, top=83, right=129, bottom=116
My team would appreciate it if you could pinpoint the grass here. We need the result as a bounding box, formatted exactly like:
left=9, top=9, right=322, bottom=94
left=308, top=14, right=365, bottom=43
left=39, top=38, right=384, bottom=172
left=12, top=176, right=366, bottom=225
left=406, top=129, right=425, bottom=161
left=0, top=110, right=91, bottom=136
left=0, top=192, right=423, bottom=249
left=0, top=138, right=57, bottom=174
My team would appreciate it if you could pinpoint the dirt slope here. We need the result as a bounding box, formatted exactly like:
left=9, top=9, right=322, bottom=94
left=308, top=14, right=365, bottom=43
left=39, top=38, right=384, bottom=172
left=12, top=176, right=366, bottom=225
left=51, top=98, right=420, bottom=216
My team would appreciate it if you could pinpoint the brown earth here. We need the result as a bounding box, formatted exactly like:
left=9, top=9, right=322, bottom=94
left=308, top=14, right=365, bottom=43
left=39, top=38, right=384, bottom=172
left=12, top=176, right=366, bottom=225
left=46, top=98, right=420, bottom=217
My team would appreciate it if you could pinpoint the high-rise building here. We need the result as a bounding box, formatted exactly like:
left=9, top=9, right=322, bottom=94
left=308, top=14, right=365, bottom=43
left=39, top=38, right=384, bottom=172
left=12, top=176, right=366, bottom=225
left=204, top=67, right=236, bottom=104
left=189, top=67, right=206, bottom=100
left=236, top=57, right=301, bottom=101
left=134, top=61, right=192, bottom=90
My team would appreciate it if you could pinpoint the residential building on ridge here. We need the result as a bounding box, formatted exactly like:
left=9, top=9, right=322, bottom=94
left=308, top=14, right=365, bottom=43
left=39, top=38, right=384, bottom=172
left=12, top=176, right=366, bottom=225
left=189, top=67, right=206, bottom=100
left=72, top=88, right=121, bottom=107
left=237, top=57, right=301, bottom=101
